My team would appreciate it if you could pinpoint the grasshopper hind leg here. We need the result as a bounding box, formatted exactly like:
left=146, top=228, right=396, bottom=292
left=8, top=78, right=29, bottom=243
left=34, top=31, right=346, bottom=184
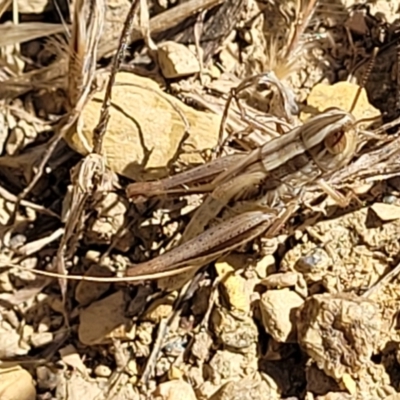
left=181, top=171, right=267, bottom=242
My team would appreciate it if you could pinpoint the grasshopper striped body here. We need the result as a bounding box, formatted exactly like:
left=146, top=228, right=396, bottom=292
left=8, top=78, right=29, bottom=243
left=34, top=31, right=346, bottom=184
left=125, top=108, right=358, bottom=279
left=182, top=108, right=357, bottom=240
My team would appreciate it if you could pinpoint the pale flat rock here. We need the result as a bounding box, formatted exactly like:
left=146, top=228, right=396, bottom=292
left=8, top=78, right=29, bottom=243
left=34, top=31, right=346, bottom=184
left=370, top=203, right=400, bottom=221
left=0, top=366, right=36, bottom=400
left=67, top=72, right=220, bottom=180
left=78, top=291, right=133, bottom=345
left=158, top=41, right=200, bottom=78
left=303, top=81, right=381, bottom=123
left=30, top=332, right=53, bottom=348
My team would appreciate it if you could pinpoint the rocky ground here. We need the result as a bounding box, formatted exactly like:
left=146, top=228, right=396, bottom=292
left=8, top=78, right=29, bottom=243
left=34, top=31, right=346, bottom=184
left=0, top=0, right=400, bottom=399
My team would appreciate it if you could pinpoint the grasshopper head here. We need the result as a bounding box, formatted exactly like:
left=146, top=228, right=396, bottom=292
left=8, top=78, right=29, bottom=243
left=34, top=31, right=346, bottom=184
left=301, top=108, right=358, bottom=172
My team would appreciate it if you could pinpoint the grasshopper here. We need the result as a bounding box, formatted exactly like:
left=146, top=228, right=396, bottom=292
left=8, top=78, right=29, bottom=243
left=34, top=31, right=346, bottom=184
left=123, top=1, right=386, bottom=282
left=125, top=107, right=358, bottom=279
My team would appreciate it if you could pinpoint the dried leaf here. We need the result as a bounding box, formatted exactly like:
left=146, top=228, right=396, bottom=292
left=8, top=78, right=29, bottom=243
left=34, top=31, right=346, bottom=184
left=0, top=23, right=65, bottom=47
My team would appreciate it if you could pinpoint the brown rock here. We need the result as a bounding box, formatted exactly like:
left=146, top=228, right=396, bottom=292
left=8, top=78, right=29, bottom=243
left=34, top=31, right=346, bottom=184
left=78, top=291, right=133, bottom=345
left=297, top=293, right=381, bottom=381
left=75, top=263, right=113, bottom=306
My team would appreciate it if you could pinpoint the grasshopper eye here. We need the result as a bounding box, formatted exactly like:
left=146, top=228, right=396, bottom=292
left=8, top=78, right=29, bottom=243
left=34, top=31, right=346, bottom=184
left=325, top=130, right=347, bottom=155
left=324, top=125, right=356, bottom=156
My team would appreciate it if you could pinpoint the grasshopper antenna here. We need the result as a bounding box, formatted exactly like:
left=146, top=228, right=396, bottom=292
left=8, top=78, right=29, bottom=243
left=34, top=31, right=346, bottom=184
left=349, top=47, right=378, bottom=114
left=396, top=38, right=400, bottom=113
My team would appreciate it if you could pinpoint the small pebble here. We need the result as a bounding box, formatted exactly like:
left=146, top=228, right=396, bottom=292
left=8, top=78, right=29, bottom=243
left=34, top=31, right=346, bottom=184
left=153, top=379, right=197, bottom=400
left=158, top=41, right=200, bottom=79
left=30, top=332, right=53, bottom=348
left=143, top=294, right=176, bottom=323
left=47, top=296, right=64, bottom=314
left=22, top=325, right=34, bottom=341
left=37, top=318, right=50, bottom=333
left=126, top=359, right=138, bottom=376
left=255, top=254, right=276, bottom=278
left=168, top=366, right=183, bottom=380
left=260, top=288, right=304, bottom=343
left=9, top=234, right=27, bottom=249
left=0, top=272, right=13, bottom=292
left=36, top=293, right=48, bottom=303
left=36, top=365, right=59, bottom=390
left=94, top=365, right=112, bottom=378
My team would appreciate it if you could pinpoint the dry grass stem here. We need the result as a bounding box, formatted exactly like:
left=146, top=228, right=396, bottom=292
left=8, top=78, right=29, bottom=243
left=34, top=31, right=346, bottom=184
left=92, top=0, right=139, bottom=154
